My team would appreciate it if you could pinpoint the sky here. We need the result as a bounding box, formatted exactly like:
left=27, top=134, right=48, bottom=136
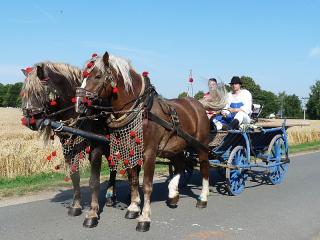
left=0, top=0, right=319, bottom=99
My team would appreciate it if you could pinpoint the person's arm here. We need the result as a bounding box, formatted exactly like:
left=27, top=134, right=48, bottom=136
left=239, top=90, right=252, bottom=115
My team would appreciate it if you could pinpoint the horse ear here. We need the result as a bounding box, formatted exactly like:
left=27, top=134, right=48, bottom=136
left=102, top=51, right=109, bottom=66
left=21, top=69, right=28, bottom=77
left=36, top=65, right=44, bottom=80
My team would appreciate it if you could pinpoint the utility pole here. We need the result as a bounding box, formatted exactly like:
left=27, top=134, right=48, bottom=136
left=301, top=97, right=309, bottom=120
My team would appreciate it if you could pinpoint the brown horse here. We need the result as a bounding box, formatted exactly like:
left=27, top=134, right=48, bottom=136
left=77, top=52, right=210, bottom=232
left=20, top=62, right=117, bottom=228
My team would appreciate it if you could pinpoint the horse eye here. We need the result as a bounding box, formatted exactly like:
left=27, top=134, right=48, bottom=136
left=96, top=75, right=101, bottom=79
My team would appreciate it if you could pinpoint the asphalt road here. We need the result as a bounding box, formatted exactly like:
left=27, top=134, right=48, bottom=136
left=0, top=152, right=320, bottom=240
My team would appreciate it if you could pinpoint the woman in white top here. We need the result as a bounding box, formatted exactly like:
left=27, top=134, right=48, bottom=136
left=213, top=76, right=252, bottom=130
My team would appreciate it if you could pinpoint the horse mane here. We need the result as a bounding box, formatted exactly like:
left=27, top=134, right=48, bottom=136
left=94, top=55, right=135, bottom=91
left=22, top=62, right=82, bottom=103
left=22, top=62, right=82, bottom=143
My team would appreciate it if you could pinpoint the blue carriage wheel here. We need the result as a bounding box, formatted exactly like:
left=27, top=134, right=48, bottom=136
left=267, top=134, right=289, bottom=185
left=225, top=146, right=248, bottom=196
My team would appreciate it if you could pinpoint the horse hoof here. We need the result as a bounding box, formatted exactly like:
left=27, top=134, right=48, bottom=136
left=83, top=217, right=99, bottom=228
left=105, top=196, right=116, bottom=207
left=125, top=210, right=140, bottom=219
left=68, top=207, right=82, bottom=216
left=136, top=221, right=150, bottom=232
left=196, top=200, right=207, bottom=208
left=166, top=195, right=179, bottom=208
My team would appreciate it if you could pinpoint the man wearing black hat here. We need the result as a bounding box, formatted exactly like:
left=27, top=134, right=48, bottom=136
left=212, top=76, right=252, bottom=129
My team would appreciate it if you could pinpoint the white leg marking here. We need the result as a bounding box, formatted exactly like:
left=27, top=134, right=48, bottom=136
left=168, top=174, right=180, bottom=198
left=199, top=179, right=209, bottom=202
left=127, top=194, right=141, bottom=212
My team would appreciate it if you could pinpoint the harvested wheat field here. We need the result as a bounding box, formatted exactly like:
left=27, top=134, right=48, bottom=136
left=0, top=107, right=65, bottom=178
left=1, top=108, right=320, bottom=178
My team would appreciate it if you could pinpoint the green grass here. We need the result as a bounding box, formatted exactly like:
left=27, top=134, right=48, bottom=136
left=289, top=140, right=320, bottom=154
left=0, top=142, right=319, bottom=199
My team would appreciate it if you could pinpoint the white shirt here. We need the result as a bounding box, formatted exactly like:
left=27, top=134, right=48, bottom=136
left=225, top=89, right=252, bottom=115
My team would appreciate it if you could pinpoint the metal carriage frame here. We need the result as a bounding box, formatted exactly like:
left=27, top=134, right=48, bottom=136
left=207, top=122, right=290, bottom=196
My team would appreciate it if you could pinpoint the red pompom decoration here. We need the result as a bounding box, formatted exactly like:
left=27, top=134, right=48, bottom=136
left=129, top=149, right=135, bottom=157
left=79, top=152, right=84, bottom=159
left=92, top=53, right=97, bottom=58
left=51, top=151, right=57, bottom=157
left=107, top=156, right=112, bottom=162
left=142, top=71, right=149, bottom=77
left=87, top=62, right=94, bottom=68
left=135, top=137, right=141, bottom=145
left=71, top=97, right=77, bottom=103
left=119, top=169, right=126, bottom=175
left=123, top=159, right=129, bottom=166
left=71, top=164, right=78, bottom=173
left=137, top=159, right=143, bottom=166
left=64, top=176, right=70, bottom=182
left=129, top=131, right=136, bottom=138
left=109, top=160, right=115, bottom=167
left=85, top=146, right=91, bottom=154
left=83, top=71, right=89, bottom=78
left=47, top=155, right=52, bottom=161
left=25, top=67, right=33, bottom=74
left=189, top=77, right=193, bottom=83
left=29, top=116, right=36, bottom=125
left=112, top=87, right=118, bottom=94
left=50, top=100, right=57, bottom=106
left=21, top=117, right=27, bottom=126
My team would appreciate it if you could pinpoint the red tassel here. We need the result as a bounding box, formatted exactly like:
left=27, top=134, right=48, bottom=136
left=25, top=67, right=33, bottom=74
left=50, top=100, right=57, bottom=106
left=51, top=151, right=57, bottom=157
left=123, top=159, right=129, bottom=166
left=142, top=71, right=149, bottom=77
left=79, top=152, right=84, bottom=159
left=110, top=160, right=115, bottom=167
left=119, top=169, right=126, bottom=175
left=29, top=116, right=36, bottom=125
left=21, top=117, right=27, bottom=126
left=137, top=159, right=143, bottom=166
left=47, top=155, right=52, bottom=161
left=112, top=86, right=118, bottom=94
left=135, top=137, right=141, bottom=145
left=129, top=131, right=136, bottom=138
left=87, top=62, right=94, bottom=68
left=71, top=164, right=78, bottom=173
left=107, top=156, right=112, bottom=162
left=64, top=176, right=70, bottom=182
left=85, top=146, right=91, bottom=154
left=92, top=53, right=97, bottom=58
left=83, top=71, right=89, bottom=78
left=71, top=97, right=77, bottom=103
left=129, top=149, right=134, bottom=157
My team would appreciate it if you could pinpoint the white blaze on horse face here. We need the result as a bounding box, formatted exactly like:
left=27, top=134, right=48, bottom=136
left=199, top=178, right=209, bottom=202
left=168, top=173, right=180, bottom=198
left=75, top=78, right=87, bottom=112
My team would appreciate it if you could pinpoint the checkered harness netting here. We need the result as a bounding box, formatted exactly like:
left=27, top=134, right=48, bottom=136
left=109, top=110, right=144, bottom=173
left=60, top=135, right=87, bottom=176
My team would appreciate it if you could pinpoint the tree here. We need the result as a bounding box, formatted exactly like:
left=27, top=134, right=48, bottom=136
left=283, top=94, right=302, bottom=118
left=194, top=91, right=204, bottom=100
left=306, top=80, right=320, bottom=119
left=178, top=92, right=188, bottom=99
left=1, top=82, right=23, bottom=107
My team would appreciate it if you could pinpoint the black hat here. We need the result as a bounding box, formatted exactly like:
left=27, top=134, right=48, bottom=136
left=229, top=76, right=242, bottom=85
left=208, top=78, right=217, bottom=83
